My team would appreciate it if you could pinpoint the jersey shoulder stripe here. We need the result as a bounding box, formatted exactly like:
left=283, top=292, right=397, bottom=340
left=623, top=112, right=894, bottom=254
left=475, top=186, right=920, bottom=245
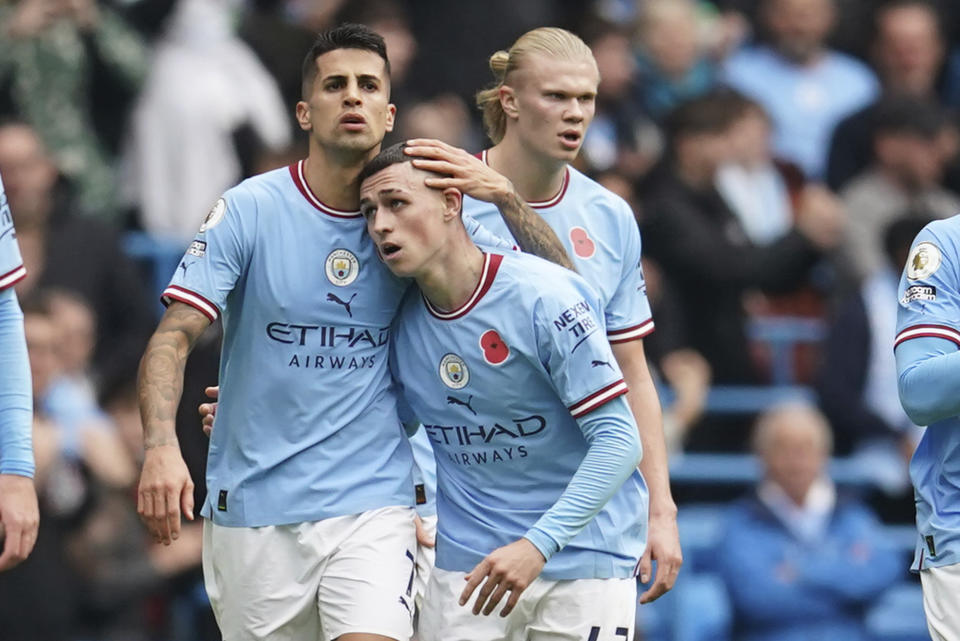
left=895, top=324, right=960, bottom=348
left=161, top=285, right=220, bottom=322
left=569, top=379, right=628, bottom=418
left=0, top=264, right=25, bottom=290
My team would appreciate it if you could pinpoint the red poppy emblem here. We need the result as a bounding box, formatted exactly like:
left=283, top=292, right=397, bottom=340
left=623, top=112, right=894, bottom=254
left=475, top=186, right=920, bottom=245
left=569, top=226, right=596, bottom=258
left=480, top=329, right=509, bottom=365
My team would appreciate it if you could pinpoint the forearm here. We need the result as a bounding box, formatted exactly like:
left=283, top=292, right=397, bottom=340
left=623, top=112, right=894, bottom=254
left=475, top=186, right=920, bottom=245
left=138, top=304, right=209, bottom=449
left=524, top=397, right=641, bottom=560
left=0, top=289, right=33, bottom=478
left=628, top=372, right=674, bottom=516
left=614, top=341, right=675, bottom=515
left=494, top=190, right=575, bottom=271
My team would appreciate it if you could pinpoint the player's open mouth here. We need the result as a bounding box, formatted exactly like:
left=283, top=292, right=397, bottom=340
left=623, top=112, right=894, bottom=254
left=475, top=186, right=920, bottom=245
left=380, top=242, right=402, bottom=257
left=340, top=113, right=367, bottom=130
left=560, top=131, right=581, bottom=148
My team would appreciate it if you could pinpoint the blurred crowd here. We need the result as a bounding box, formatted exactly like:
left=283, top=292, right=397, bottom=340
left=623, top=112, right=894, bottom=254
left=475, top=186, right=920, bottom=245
left=0, top=0, right=956, bottom=639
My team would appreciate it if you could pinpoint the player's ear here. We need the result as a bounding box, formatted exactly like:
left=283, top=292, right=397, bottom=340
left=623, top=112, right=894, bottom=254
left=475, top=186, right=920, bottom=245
left=500, top=85, right=519, bottom=120
left=384, top=103, right=397, bottom=133
left=296, top=100, right=312, bottom=132
left=442, top=187, right=462, bottom=222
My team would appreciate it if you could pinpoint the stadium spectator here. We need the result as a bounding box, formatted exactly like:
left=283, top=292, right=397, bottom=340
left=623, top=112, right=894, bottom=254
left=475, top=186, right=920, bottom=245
left=580, top=23, right=660, bottom=178
left=121, top=0, right=292, bottom=244
left=716, top=95, right=803, bottom=246
left=0, top=0, right=148, bottom=221
left=640, top=91, right=843, bottom=386
left=840, top=95, right=960, bottom=281
left=0, top=121, right=153, bottom=390
left=634, top=0, right=718, bottom=121
left=716, top=402, right=902, bottom=641
left=827, top=0, right=954, bottom=191
left=722, top=0, right=879, bottom=179
left=1, top=295, right=137, bottom=641
left=818, top=216, right=925, bottom=492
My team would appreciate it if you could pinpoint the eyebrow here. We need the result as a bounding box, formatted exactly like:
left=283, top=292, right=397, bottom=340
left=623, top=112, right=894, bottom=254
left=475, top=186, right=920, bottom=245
left=321, top=73, right=382, bottom=83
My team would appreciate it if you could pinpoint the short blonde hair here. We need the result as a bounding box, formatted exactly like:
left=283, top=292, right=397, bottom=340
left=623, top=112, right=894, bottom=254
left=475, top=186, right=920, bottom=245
left=475, top=27, right=596, bottom=144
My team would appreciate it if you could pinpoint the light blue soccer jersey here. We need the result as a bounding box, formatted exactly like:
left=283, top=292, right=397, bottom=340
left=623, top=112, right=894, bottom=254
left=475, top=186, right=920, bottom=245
left=0, top=173, right=26, bottom=290
left=163, top=160, right=415, bottom=527
left=895, top=217, right=960, bottom=570
left=391, top=251, right=648, bottom=580
left=463, top=152, right=654, bottom=343
left=0, top=172, right=33, bottom=477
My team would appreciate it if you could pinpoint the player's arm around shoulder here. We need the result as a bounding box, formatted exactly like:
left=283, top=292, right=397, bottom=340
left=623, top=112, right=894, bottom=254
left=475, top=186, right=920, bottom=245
left=137, top=302, right=211, bottom=545
left=404, top=138, right=575, bottom=271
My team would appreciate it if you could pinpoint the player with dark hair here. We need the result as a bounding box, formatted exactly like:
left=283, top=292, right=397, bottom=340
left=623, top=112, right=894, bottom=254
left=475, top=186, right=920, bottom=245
left=0, top=171, right=38, bottom=572
left=139, top=22, right=569, bottom=641
left=361, top=143, right=643, bottom=640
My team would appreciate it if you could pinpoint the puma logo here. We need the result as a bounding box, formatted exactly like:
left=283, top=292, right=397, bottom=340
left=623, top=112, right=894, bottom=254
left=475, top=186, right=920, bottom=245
left=326, top=292, right=358, bottom=317
left=447, top=395, right=477, bottom=415
left=591, top=360, right=613, bottom=371
left=179, top=260, right=195, bottom=277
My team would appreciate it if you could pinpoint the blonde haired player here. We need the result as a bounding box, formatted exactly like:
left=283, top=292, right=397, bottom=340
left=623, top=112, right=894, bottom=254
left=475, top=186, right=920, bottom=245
left=406, top=27, right=682, bottom=605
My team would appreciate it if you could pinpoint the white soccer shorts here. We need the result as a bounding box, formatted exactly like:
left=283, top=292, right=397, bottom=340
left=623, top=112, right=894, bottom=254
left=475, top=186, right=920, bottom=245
left=414, top=514, right=438, bottom=611
left=202, top=505, right=417, bottom=641
left=920, top=563, right=960, bottom=641
left=418, top=566, right=636, bottom=641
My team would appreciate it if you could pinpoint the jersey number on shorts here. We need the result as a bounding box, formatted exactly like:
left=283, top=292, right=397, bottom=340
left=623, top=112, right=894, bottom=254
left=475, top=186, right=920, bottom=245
left=587, top=626, right=629, bottom=641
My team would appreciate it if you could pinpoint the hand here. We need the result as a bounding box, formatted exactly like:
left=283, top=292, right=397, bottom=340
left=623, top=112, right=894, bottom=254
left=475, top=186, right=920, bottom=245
left=460, top=538, right=546, bottom=617
left=404, top=138, right=514, bottom=207
left=638, top=511, right=683, bottom=603
left=4, top=0, right=60, bottom=38
left=415, top=514, right=435, bottom=548
left=0, top=474, right=40, bottom=572
left=199, top=386, right=218, bottom=437
left=795, top=184, right=844, bottom=251
left=137, top=445, right=195, bottom=545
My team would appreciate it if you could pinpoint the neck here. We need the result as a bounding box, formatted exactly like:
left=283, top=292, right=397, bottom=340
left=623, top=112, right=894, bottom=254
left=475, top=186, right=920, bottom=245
left=303, top=142, right=379, bottom=210
left=488, top=137, right=567, bottom=202
left=417, top=231, right=485, bottom=312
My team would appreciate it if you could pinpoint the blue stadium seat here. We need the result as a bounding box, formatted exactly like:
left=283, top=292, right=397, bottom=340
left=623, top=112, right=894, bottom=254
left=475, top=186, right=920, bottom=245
left=865, top=581, right=928, bottom=641
left=637, top=572, right=732, bottom=641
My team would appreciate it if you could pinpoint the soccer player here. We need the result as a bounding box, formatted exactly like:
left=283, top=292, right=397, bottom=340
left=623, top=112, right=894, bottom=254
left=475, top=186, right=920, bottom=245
left=0, top=170, right=39, bottom=572
left=361, top=143, right=643, bottom=640
left=139, top=24, right=569, bottom=641
left=405, top=27, right=681, bottom=602
left=895, top=216, right=960, bottom=641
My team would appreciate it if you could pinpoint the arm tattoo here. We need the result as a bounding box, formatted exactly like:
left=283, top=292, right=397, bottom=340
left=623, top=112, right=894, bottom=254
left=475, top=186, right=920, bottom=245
left=496, top=192, right=576, bottom=272
left=138, top=303, right=211, bottom=450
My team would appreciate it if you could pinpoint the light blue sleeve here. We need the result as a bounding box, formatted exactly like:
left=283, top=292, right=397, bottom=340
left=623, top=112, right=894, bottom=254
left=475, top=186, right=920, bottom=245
left=523, top=395, right=640, bottom=560
left=161, top=191, right=251, bottom=320
left=0, top=287, right=34, bottom=478
left=605, top=200, right=654, bottom=342
left=895, top=220, right=960, bottom=425
left=896, top=336, right=960, bottom=426
left=462, top=210, right=518, bottom=252
left=523, top=272, right=642, bottom=559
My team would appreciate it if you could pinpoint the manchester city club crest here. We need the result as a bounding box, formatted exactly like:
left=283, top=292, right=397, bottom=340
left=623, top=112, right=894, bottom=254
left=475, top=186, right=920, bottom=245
left=439, top=353, right=469, bottom=389
left=325, top=249, right=360, bottom=286
left=199, top=198, right=226, bottom=233
left=907, top=241, right=942, bottom=280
